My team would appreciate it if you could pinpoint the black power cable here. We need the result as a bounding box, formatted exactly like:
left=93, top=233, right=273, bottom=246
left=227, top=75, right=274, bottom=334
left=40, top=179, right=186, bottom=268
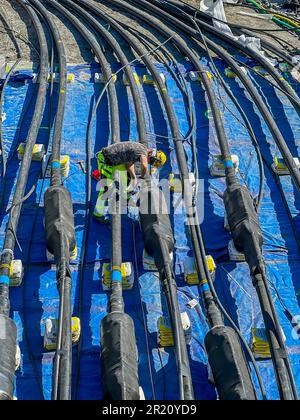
left=43, top=0, right=122, bottom=400
left=170, top=0, right=300, bottom=58
left=47, top=0, right=143, bottom=401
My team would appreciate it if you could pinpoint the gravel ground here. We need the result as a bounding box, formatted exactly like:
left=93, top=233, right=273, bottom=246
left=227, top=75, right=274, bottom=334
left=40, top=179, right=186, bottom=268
left=0, top=0, right=299, bottom=65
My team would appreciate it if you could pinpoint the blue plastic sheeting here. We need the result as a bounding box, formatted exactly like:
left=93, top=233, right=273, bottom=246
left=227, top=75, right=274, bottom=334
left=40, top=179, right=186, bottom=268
left=1, top=59, right=300, bottom=400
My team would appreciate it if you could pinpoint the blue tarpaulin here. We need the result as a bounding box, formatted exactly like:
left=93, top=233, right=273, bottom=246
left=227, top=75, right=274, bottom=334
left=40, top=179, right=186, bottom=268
left=1, top=59, right=300, bottom=400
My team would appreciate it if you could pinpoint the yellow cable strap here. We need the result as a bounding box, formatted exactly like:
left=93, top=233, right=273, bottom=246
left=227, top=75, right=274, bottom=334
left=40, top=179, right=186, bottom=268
left=0, top=263, right=13, bottom=277
left=111, top=266, right=122, bottom=272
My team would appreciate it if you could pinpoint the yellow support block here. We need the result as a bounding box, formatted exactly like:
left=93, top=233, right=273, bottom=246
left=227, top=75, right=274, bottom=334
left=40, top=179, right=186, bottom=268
left=102, top=262, right=134, bottom=290
left=123, top=72, right=140, bottom=86
left=184, top=255, right=216, bottom=285
left=18, top=143, right=45, bottom=161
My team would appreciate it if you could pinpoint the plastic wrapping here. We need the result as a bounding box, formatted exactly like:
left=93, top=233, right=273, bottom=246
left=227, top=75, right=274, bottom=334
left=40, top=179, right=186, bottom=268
left=44, top=186, right=76, bottom=260
left=101, top=312, right=140, bottom=400
left=0, top=315, right=17, bottom=400
left=205, top=326, right=256, bottom=400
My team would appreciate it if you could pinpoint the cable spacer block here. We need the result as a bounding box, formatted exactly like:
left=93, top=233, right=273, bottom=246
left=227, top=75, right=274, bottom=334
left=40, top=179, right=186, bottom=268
left=158, top=313, right=192, bottom=347
left=168, top=172, right=196, bottom=193
left=102, top=262, right=134, bottom=290
left=123, top=72, right=140, bottom=86
left=47, top=73, right=75, bottom=83
left=18, top=143, right=45, bottom=161
left=253, top=66, right=269, bottom=77
left=225, top=67, right=237, bottom=78
left=188, top=71, right=201, bottom=81
left=272, top=156, right=300, bottom=175
left=142, top=249, right=174, bottom=271
left=184, top=255, right=216, bottom=285
left=44, top=317, right=81, bottom=351
left=94, top=72, right=117, bottom=83
left=210, top=154, right=239, bottom=177
left=142, top=73, right=166, bottom=85
left=251, top=328, right=272, bottom=359
left=9, top=260, right=23, bottom=287
left=43, top=154, right=70, bottom=178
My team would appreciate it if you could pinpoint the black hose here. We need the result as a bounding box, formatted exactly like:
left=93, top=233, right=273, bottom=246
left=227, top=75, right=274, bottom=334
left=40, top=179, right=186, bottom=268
left=99, top=0, right=266, bottom=400
left=0, top=0, right=48, bottom=314
left=153, top=0, right=300, bottom=115
left=167, top=0, right=299, bottom=66
left=61, top=0, right=148, bottom=146
left=44, top=0, right=121, bottom=400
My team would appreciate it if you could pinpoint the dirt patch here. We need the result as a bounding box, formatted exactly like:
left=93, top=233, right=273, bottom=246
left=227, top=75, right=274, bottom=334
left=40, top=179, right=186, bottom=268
left=0, top=0, right=299, bottom=65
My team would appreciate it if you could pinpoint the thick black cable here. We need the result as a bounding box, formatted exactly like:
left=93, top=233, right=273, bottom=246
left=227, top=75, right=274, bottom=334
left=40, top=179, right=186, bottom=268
left=155, top=0, right=300, bottom=116
left=0, top=0, right=48, bottom=401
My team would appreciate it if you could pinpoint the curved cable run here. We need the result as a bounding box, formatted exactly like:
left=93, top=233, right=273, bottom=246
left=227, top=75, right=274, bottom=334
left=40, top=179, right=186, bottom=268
left=136, top=0, right=300, bottom=199
left=168, top=0, right=299, bottom=67
left=155, top=0, right=300, bottom=115
left=0, top=0, right=48, bottom=400
left=0, top=11, right=22, bottom=213
left=133, top=0, right=299, bottom=401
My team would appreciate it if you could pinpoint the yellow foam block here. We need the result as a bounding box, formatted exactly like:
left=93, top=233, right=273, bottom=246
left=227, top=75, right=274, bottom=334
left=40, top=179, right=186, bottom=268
left=210, top=154, right=239, bottom=177
left=123, top=72, right=140, bottom=86
left=251, top=328, right=271, bottom=359
left=48, top=73, right=75, bottom=83
left=70, top=246, right=77, bottom=261
left=142, top=73, right=166, bottom=85
left=67, top=74, right=75, bottom=83
left=184, top=255, right=216, bottom=285
left=102, top=262, right=134, bottom=290
left=18, top=143, right=45, bottom=161
left=95, top=72, right=117, bottom=83
left=272, top=157, right=300, bottom=175
left=225, top=67, right=237, bottom=78
left=44, top=317, right=81, bottom=350
left=168, top=173, right=195, bottom=193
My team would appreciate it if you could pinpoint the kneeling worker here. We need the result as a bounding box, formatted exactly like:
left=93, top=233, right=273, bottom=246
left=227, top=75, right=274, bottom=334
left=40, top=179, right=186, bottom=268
left=94, top=141, right=166, bottom=222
